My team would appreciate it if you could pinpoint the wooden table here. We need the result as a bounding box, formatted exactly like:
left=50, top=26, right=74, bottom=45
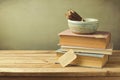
left=0, top=50, right=119, bottom=80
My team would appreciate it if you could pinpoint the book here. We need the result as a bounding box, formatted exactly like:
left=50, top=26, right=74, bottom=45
left=77, top=53, right=108, bottom=68
left=56, top=50, right=108, bottom=68
left=58, top=29, right=111, bottom=49
left=59, top=42, right=113, bottom=55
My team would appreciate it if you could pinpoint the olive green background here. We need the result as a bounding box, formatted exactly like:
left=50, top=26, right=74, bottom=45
left=0, top=0, right=119, bottom=50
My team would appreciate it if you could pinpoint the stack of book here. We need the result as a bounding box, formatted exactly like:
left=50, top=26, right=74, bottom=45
left=57, top=29, right=113, bottom=68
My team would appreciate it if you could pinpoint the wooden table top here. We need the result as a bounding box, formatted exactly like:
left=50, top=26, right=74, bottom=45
left=0, top=50, right=119, bottom=77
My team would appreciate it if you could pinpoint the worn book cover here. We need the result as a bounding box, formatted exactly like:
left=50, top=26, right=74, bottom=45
left=59, top=29, right=111, bottom=49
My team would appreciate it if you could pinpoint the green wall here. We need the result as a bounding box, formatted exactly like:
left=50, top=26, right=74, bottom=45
left=0, top=0, right=119, bottom=50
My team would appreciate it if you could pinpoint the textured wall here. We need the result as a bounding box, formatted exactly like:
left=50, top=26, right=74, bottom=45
left=0, top=0, right=119, bottom=50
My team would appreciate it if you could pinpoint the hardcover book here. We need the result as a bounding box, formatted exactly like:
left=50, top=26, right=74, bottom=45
left=56, top=50, right=108, bottom=68
left=59, top=29, right=111, bottom=49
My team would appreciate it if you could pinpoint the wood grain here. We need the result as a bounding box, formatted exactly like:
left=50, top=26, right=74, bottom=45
left=0, top=50, right=119, bottom=77
left=0, top=77, right=120, bottom=80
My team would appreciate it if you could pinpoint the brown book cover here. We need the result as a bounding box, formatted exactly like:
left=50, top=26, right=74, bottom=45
left=58, top=29, right=111, bottom=49
left=56, top=51, right=108, bottom=68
